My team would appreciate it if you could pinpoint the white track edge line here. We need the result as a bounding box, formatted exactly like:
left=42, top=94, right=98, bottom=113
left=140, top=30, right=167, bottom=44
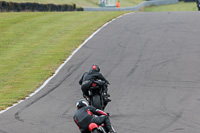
left=0, top=12, right=134, bottom=115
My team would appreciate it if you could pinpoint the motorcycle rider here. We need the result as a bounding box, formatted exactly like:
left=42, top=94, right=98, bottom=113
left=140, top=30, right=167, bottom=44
left=73, top=99, right=116, bottom=133
left=79, top=64, right=111, bottom=103
left=197, top=0, right=200, bottom=11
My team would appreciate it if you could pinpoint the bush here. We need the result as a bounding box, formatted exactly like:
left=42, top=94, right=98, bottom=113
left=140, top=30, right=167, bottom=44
left=0, top=1, right=81, bottom=12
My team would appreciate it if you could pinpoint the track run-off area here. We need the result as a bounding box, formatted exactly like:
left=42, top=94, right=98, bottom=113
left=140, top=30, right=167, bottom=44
left=1, top=12, right=200, bottom=133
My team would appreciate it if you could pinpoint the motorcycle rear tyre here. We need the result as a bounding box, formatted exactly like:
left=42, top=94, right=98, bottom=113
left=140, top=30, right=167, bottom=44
left=91, top=128, right=100, bottom=133
left=92, top=95, right=102, bottom=110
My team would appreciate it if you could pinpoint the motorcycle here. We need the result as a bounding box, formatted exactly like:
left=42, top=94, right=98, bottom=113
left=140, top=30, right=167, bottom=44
left=87, top=80, right=107, bottom=110
left=89, top=122, right=116, bottom=133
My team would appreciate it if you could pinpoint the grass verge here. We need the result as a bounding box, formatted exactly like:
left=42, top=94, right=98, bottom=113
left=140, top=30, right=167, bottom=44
left=0, top=11, right=127, bottom=110
left=144, top=2, right=198, bottom=12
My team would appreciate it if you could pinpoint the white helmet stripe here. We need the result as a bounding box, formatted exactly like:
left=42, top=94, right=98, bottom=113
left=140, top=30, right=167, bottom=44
left=82, top=101, right=89, bottom=106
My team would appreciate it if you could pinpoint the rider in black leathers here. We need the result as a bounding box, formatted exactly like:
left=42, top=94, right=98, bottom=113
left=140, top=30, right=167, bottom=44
left=197, top=0, right=200, bottom=11
left=73, top=99, right=116, bottom=133
left=79, top=64, right=111, bottom=103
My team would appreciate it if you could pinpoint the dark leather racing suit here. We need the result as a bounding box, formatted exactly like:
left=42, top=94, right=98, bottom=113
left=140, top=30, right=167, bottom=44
left=73, top=106, right=113, bottom=133
left=197, top=0, right=200, bottom=11
left=79, top=71, right=110, bottom=97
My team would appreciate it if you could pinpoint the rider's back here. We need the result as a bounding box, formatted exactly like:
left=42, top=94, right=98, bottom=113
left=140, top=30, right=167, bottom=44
left=73, top=106, right=93, bottom=132
left=80, top=71, right=107, bottom=84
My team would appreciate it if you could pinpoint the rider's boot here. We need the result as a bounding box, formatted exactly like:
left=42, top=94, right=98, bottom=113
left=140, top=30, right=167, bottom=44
left=103, top=93, right=111, bottom=102
left=103, top=92, right=111, bottom=102
left=103, top=85, right=111, bottom=102
left=103, top=85, right=110, bottom=97
left=106, top=93, right=110, bottom=97
left=104, top=96, right=111, bottom=102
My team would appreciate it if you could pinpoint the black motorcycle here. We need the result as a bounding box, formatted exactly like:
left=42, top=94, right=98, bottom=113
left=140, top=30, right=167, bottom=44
left=87, top=80, right=107, bottom=110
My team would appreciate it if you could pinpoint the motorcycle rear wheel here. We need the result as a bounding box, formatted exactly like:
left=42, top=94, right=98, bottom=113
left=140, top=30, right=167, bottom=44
left=91, top=128, right=101, bottom=133
left=92, top=95, right=102, bottom=110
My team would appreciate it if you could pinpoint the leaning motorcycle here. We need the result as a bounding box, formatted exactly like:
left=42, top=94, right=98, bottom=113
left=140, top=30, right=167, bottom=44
left=87, top=80, right=107, bottom=110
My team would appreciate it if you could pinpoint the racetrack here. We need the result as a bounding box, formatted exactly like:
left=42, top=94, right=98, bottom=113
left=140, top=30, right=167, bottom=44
left=1, top=11, right=200, bottom=133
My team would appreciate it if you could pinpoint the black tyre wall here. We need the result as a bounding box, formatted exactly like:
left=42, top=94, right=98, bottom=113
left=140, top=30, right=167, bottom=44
left=92, top=95, right=102, bottom=110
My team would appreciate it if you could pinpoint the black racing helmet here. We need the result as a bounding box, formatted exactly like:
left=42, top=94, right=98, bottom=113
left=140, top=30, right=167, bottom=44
left=89, top=64, right=100, bottom=73
left=76, top=99, right=88, bottom=109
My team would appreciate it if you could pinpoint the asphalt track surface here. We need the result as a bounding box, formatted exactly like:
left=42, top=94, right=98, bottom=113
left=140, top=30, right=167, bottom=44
left=1, top=11, right=200, bottom=133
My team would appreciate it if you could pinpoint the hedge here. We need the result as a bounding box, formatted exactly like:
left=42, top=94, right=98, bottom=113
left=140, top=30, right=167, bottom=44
left=0, top=1, right=83, bottom=12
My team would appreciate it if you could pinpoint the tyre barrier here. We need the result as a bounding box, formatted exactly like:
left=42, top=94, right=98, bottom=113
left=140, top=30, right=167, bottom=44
left=0, top=1, right=83, bottom=12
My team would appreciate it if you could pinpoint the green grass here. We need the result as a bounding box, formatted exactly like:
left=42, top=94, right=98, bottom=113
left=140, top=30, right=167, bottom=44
left=0, top=12, right=127, bottom=110
left=144, top=2, right=198, bottom=12
left=2, top=0, right=145, bottom=7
